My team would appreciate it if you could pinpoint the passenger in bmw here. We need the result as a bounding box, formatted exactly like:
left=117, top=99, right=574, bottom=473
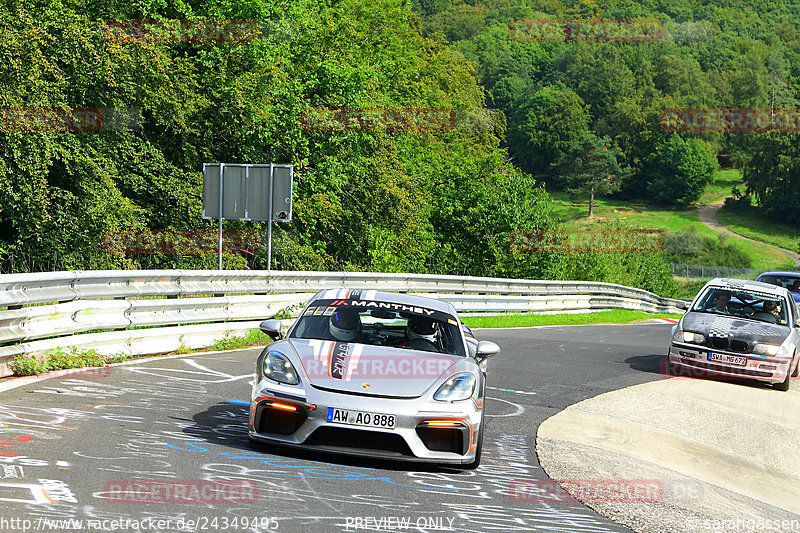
left=762, top=300, right=783, bottom=323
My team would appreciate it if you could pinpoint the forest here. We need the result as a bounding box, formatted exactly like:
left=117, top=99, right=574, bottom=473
left=2, top=0, right=799, bottom=297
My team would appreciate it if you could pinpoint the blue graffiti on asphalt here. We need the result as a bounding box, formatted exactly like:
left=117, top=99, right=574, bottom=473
left=164, top=440, right=455, bottom=490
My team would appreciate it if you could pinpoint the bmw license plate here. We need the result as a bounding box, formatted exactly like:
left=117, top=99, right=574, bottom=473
left=326, top=407, right=396, bottom=429
left=708, top=352, right=747, bottom=366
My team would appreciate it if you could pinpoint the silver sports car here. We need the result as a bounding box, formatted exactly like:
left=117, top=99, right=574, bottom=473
left=668, top=278, right=800, bottom=391
left=248, top=289, right=500, bottom=468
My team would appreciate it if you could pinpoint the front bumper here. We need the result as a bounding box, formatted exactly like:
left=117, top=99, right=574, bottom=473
left=247, top=377, right=483, bottom=465
left=668, top=342, right=792, bottom=384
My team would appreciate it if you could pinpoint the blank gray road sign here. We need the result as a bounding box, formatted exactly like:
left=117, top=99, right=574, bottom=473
left=202, top=163, right=292, bottom=222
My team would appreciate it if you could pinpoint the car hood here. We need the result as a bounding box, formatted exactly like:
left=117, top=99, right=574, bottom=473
left=285, top=339, right=464, bottom=398
left=681, top=312, right=790, bottom=345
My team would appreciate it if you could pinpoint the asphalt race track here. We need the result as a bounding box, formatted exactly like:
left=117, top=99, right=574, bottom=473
left=0, top=323, right=675, bottom=533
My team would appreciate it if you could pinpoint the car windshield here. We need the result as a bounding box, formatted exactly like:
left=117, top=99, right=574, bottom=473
left=289, top=299, right=466, bottom=356
left=693, top=287, right=788, bottom=325
left=757, top=274, right=800, bottom=293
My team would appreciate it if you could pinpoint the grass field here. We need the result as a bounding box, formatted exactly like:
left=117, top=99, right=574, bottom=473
left=462, top=310, right=682, bottom=328
left=716, top=206, right=800, bottom=254
left=700, top=168, right=743, bottom=205
left=548, top=189, right=793, bottom=271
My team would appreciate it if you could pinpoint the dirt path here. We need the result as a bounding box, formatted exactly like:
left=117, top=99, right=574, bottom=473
left=698, top=200, right=800, bottom=268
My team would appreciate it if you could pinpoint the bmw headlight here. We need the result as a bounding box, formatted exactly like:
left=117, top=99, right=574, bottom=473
left=434, top=373, right=476, bottom=402
left=672, top=330, right=705, bottom=344
left=753, top=343, right=788, bottom=357
left=263, top=351, right=300, bottom=385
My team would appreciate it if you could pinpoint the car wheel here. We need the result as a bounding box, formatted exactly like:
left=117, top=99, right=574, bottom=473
left=775, top=367, right=792, bottom=392
left=463, top=408, right=485, bottom=470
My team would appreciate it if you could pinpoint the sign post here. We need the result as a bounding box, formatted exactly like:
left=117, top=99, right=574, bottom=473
left=217, top=163, right=224, bottom=269
left=202, top=163, right=293, bottom=270
left=267, top=164, right=273, bottom=272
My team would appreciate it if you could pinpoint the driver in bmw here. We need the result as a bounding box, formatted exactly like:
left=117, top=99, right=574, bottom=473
left=713, top=292, right=731, bottom=312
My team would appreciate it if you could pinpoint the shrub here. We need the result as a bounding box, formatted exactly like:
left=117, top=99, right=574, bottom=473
left=663, top=227, right=751, bottom=267
left=10, top=348, right=132, bottom=376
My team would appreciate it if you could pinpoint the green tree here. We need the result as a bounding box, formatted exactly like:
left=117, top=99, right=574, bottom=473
left=509, top=85, right=590, bottom=174
left=647, top=135, right=718, bottom=208
left=743, top=132, right=800, bottom=224
left=0, top=0, right=557, bottom=278
left=551, top=134, right=629, bottom=217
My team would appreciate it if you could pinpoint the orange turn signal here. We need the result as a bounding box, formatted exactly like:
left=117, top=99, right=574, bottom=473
left=269, top=402, right=298, bottom=412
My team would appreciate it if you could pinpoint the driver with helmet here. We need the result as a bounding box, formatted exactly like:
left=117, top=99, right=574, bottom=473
left=328, top=309, right=362, bottom=342
left=394, top=316, right=439, bottom=349
left=406, top=317, right=437, bottom=343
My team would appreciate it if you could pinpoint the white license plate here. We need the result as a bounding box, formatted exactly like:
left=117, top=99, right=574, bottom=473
left=708, top=352, right=747, bottom=366
left=326, top=408, right=396, bottom=429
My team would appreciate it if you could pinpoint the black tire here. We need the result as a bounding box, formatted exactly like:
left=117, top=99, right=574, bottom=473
left=775, top=371, right=791, bottom=391
left=777, top=353, right=799, bottom=390
left=774, top=357, right=794, bottom=392
left=463, top=408, right=485, bottom=470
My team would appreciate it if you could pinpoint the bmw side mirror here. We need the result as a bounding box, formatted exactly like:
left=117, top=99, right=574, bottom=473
left=259, top=319, right=284, bottom=340
left=475, top=341, right=500, bottom=362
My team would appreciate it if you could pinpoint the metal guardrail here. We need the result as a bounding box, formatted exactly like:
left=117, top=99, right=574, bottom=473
left=0, top=270, right=686, bottom=377
left=0, top=294, right=316, bottom=345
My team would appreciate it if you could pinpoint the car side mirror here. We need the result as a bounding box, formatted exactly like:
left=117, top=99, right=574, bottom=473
left=475, top=341, right=500, bottom=362
left=259, top=319, right=284, bottom=340
left=795, top=318, right=800, bottom=328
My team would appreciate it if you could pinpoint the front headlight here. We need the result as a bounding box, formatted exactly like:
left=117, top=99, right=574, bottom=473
left=753, top=343, right=788, bottom=357
left=434, top=373, right=476, bottom=402
left=672, top=330, right=705, bottom=344
left=263, top=351, right=300, bottom=385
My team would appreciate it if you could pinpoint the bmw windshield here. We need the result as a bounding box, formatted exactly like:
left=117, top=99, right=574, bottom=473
left=692, top=286, right=789, bottom=326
